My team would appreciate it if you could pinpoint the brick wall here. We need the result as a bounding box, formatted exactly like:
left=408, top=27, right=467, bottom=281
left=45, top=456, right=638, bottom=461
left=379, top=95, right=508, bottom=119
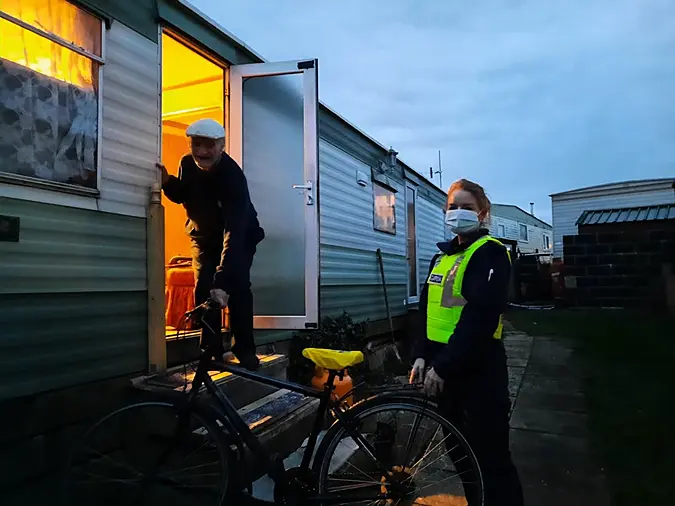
left=562, top=221, right=675, bottom=309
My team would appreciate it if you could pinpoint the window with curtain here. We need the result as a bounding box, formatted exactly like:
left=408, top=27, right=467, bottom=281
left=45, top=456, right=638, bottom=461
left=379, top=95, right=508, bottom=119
left=0, top=0, right=102, bottom=189
left=373, top=182, right=396, bottom=235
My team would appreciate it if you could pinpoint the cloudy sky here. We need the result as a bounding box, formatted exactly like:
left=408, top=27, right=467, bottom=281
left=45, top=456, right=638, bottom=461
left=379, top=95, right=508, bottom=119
left=193, top=0, right=675, bottom=223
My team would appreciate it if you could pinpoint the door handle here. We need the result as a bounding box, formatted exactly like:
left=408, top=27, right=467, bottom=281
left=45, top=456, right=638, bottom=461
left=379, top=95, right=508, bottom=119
left=293, top=181, right=314, bottom=206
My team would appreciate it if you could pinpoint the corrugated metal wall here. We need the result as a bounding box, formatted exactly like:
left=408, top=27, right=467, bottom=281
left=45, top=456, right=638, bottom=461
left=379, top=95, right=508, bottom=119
left=319, top=140, right=408, bottom=322
left=0, top=197, right=147, bottom=400
left=98, top=21, right=159, bottom=218
left=552, top=186, right=675, bottom=258
left=416, top=195, right=445, bottom=286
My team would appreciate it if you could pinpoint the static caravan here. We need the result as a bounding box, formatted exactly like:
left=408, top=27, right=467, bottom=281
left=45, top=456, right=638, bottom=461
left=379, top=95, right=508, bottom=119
left=550, top=178, right=675, bottom=259
left=0, top=0, right=447, bottom=401
left=489, top=204, right=553, bottom=255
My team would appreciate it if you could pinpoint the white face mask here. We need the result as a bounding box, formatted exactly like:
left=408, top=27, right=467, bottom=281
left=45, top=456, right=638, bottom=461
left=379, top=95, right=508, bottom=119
left=445, top=208, right=481, bottom=235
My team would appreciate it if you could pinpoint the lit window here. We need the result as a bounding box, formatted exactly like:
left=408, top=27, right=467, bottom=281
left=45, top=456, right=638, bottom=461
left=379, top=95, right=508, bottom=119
left=0, top=0, right=103, bottom=189
left=519, top=224, right=528, bottom=241
left=373, top=183, right=396, bottom=234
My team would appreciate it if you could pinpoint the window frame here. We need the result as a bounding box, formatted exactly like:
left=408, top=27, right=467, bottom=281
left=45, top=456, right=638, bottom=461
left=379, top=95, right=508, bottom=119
left=0, top=6, right=106, bottom=197
left=519, top=223, right=529, bottom=242
left=543, top=233, right=551, bottom=250
left=372, top=181, right=397, bottom=235
left=497, top=224, right=506, bottom=237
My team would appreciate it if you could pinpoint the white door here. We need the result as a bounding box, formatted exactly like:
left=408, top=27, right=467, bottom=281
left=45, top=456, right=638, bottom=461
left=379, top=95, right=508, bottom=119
left=229, top=60, right=319, bottom=330
left=406, top=185, right=419, bottom=303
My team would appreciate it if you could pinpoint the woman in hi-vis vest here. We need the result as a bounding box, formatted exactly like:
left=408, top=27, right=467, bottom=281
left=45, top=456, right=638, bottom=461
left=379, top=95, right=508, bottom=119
left=409, top=179, right=523, bottom=506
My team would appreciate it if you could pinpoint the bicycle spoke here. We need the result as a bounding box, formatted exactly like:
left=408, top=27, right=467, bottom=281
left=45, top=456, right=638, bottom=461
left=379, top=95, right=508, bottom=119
left=402, top=412, right=424, bottom=469
left=329, top=459, right=383, bottom=489
left=414, top=468, right=477, bottom=495
left=83, top=445, right=143, bottom=478
left=410, top=443, right=463, bottom=479
left=159, top=462, right=221, bottom=477
left=67, top=403, right=228, bottom=506
left=73, top=471, right=143, bottom=485
left=410, top=429, right=454, bottom=470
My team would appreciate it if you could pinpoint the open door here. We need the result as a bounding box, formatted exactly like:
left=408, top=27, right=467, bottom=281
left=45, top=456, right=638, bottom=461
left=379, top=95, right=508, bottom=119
left=229, top=60, right=319, bottom=330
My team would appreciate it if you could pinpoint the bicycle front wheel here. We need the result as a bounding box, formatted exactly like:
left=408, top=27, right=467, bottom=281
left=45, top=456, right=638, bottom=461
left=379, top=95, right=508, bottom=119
left=64, top=401, right=231, bottom=506
left=316, top=395, right=484, bottom=506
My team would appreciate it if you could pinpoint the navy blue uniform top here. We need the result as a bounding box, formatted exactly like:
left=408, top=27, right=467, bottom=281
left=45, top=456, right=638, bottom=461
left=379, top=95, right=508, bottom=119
left=162, top=153, right=264, bottom=292
left=412, top=229, right=511, bottom=383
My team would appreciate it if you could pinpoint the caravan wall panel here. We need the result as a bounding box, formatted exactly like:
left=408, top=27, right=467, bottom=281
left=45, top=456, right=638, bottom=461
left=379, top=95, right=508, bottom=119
left=0, top=197, right=147, bottom=400
left=319, top=140, right=408, bottom=322
left=99, top=21, right=160, bottom=218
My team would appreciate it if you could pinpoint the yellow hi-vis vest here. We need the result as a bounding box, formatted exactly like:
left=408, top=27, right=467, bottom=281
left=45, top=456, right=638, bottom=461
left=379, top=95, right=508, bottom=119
left=426, top=235, right=510, bottom=344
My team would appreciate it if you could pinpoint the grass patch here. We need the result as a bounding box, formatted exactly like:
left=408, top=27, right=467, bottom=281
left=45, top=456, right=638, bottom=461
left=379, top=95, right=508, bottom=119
left=507, top=308, right=675, bottom=506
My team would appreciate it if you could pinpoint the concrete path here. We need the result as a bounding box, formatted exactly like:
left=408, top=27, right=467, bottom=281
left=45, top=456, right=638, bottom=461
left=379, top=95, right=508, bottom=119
left=504, top=321, right=610, bottom=506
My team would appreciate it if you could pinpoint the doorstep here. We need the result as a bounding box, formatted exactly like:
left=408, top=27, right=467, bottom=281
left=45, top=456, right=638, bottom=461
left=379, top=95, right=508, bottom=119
left=130, top=353, right=289, bottom=409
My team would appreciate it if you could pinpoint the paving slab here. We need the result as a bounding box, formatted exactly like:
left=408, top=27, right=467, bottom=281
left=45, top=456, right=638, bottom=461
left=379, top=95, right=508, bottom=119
left=510, top=405, right=590, bottom=437
left=507, top=366, right=526, bottom=398
left=507, top=356, right=530, bottom=368
left=516, top=375, right=587, bottom=413
left=504, top=331, right=534, bottom=342
left=511, top=429, right=609, bottom=506
left=504, top=342, right=533, bottom=360
left=528, top=338, right=576, bottom=367
left=502, top=323, right=609, bottom=506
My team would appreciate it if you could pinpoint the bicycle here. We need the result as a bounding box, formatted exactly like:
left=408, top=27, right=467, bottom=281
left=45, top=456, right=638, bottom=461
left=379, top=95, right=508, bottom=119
left=64, top=300, right=484, bottom=505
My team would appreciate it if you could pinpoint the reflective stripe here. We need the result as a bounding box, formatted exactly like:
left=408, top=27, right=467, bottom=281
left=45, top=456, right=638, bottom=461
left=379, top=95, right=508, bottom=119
left=426, top=236, right=510, bottom=343
left=439, top=255, right=465, bottom=308
left=441, top=294, right=467, bottom=308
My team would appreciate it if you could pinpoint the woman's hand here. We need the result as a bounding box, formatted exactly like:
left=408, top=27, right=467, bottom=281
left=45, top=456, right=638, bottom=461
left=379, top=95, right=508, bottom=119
left=423, top=367, right=444, bottom=397
left=409, top=358, right=426, bottom=384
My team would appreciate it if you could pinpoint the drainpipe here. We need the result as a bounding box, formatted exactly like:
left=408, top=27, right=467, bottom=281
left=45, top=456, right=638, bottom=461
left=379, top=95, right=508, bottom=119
left=147, top=183, right=167, bottom=374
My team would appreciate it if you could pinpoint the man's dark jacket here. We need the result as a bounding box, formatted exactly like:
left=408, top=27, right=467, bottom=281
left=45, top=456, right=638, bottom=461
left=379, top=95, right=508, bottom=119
left=162, top=152, right=264, bottom=292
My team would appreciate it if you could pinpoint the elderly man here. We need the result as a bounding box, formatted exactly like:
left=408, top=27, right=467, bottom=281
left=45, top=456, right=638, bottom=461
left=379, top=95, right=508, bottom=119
left=158, top=119, right=264, bottom=370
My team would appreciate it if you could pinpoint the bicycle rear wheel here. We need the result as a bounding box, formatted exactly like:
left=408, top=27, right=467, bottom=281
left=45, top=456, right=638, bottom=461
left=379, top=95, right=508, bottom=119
left=64, top=401, right=231, bottom=506
left=315, top=395, right=484, bottom=505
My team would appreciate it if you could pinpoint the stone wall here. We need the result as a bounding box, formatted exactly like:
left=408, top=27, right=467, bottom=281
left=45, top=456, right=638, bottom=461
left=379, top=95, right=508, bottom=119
left=561, top=221, right=675, bottom=309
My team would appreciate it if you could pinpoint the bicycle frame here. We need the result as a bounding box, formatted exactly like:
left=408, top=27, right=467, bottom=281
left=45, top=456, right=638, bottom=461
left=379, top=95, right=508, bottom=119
left=177, top=306, right=428, bottom=503
left=187, top=350, right=339, bottom=482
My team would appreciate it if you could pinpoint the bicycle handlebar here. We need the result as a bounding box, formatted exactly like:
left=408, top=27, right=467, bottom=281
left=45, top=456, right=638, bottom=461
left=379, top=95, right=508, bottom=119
left=184, top=298, right=220, bottom=320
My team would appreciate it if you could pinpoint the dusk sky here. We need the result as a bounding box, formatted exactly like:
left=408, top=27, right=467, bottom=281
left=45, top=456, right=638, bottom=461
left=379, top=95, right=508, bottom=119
left=193, top=0, right=675, bottom=223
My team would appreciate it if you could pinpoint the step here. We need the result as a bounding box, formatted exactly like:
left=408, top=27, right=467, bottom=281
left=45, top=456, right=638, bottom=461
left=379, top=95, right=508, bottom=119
left=195, top=389, right=320, bottom=485
left=241, top=389, right=320, bottom=481
left=130, top=353, right=288, bottom=409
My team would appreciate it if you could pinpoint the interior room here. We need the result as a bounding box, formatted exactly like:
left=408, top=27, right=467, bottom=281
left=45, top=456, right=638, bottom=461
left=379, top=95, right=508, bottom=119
left=161, top=32, right=225, bottom=337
